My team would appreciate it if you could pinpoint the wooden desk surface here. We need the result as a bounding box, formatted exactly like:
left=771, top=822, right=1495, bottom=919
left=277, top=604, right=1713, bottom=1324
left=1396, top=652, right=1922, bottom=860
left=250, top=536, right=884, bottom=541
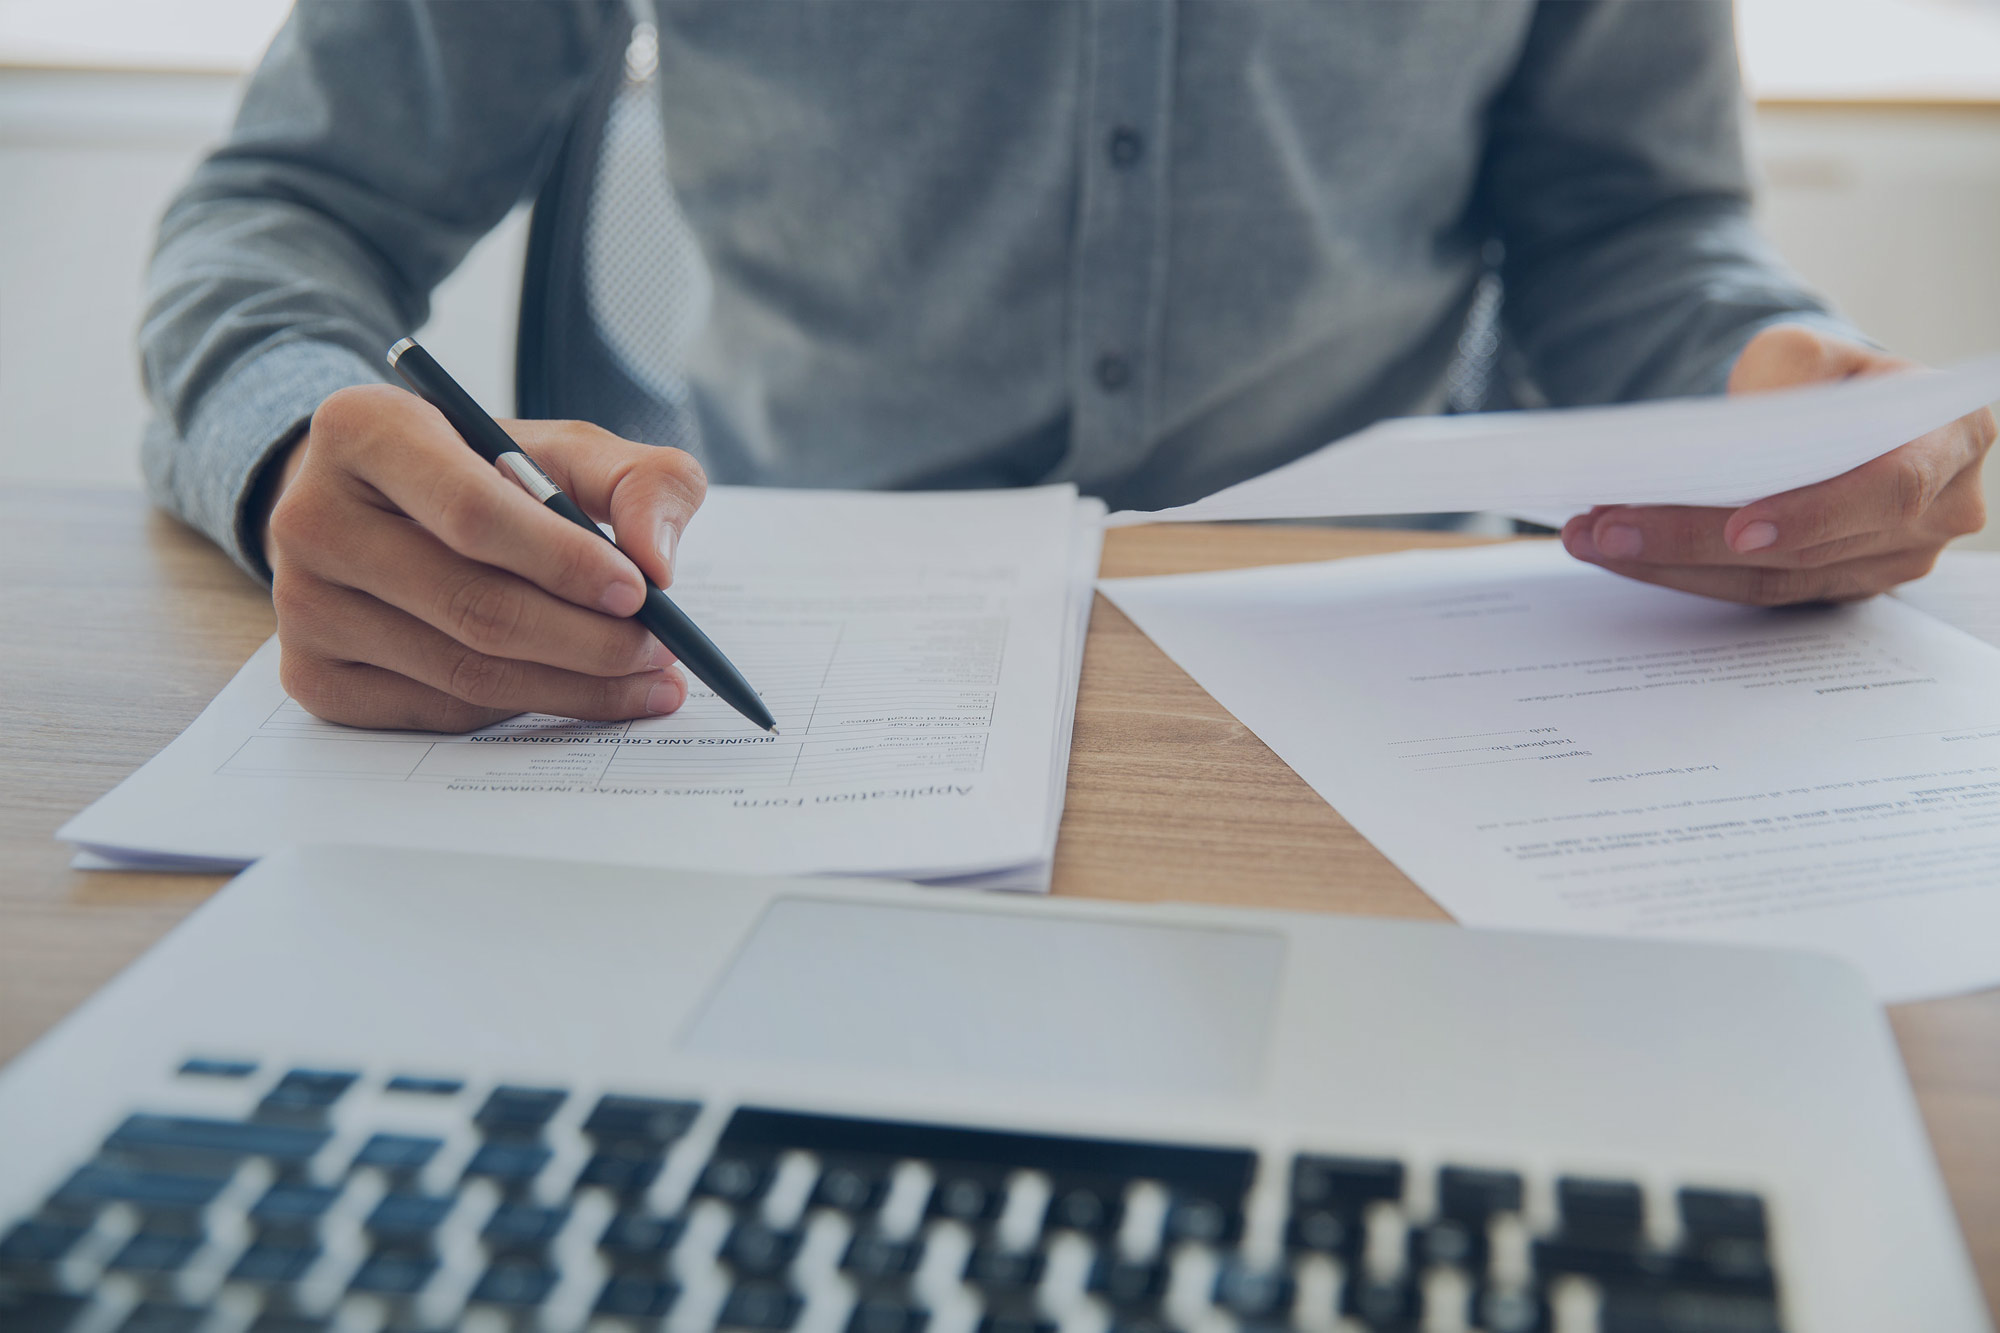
left=3, top=487, right=1996, bottom=1314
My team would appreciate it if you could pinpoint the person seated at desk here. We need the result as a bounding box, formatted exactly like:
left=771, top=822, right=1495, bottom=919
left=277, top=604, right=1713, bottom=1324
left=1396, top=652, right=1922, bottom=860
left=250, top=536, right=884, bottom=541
left=139, top=0, right=1995, bottom=732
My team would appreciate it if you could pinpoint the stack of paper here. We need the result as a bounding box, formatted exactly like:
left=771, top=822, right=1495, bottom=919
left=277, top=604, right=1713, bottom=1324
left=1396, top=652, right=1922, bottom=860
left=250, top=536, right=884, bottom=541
left=1101, top=542, right=2000, bottom=1002
left=1109, top=353, right=2000, bottom=525
left=64, top=485, right=1104, bottom=892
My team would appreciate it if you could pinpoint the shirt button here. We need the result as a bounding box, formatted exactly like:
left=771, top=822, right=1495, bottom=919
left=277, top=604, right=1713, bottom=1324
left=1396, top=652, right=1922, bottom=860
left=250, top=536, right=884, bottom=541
left=1107, top=126, right=1144, bottom=168
left=1094, top=354, right=1132, bottom=392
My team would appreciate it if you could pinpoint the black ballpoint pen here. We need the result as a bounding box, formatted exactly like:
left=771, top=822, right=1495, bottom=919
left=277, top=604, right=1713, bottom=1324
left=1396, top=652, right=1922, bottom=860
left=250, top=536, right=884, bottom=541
left=386, top=337, right=778, bottom=734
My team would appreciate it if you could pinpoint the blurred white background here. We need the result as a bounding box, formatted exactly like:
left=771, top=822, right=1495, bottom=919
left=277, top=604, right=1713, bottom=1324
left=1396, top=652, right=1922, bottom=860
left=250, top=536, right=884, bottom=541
left=3, top=0, right=1999, bottom=543
left=0, top=0, right=527, bottom=488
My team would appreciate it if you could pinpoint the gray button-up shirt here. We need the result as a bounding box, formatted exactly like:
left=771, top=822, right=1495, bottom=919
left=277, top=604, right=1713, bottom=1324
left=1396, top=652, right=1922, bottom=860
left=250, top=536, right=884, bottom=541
left=141, top=0, right=1847, bottom=579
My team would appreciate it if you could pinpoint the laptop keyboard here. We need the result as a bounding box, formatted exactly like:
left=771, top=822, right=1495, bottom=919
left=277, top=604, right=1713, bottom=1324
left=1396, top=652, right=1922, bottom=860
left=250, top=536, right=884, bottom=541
left=0, top=1060, right=1784, bottom=1333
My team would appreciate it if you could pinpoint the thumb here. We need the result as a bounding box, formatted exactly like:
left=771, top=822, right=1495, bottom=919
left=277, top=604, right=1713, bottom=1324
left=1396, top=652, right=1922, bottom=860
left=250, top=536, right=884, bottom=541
left=1728, top=324, right=1905, bottom=395
left=500, top=419, right=708, bottom=589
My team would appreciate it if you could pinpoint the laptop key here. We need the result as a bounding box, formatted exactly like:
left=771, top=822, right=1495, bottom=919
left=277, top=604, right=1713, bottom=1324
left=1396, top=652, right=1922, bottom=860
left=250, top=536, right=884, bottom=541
left=697, top=1153, right=776, bottom=1205
left=977, top=1315, right=1056, bottom=1333
left=842, top=1230, right=923, bottom=1281
left=463, top=1141, right=552, bottom=1187
left=585, top=1094, right=701, bottom=1147
left=351, top=1134, right=443, bottom=1176
left=105, top=1115, right=331, bottom=1169
left=1087, top=1256, right=1169, bottom=1306
left=474, top=1085, right=567, bottom=1139
left=718, top=1108, right=1253, bottom=1199
left=1162, top=1195, right=1241, bottom=1246
left=250, top=1183, right=341, bottom=1234
left=1474, top=1286, right=1547, bottom=1333
left=1436, top=1166, right=1523, bottom=1224
left=577, top=1143, right=665, bottom=1198
left=599, top=1211, right=687, bottom=1265
left=1556, top=1177, right=1645, bottom=1242
left=1292, top=1155, right=1405, bottom=1210
left=365, top=1193, right=454, bottom=1242
left=1666, top=1243, right=1777, bottom=1298
left=349, top=1250, right=439, bottom=1294
left=255, top=1069, right=359, bottom=1122
left=178, top=1057, right=258, bottom=1079
left=1286, top=1208, right=1361, bottom=1256
left=812, top=1160, right=893, bottom=1214
left=963, top=1245, right=1045, bottom=1292
left=469, top=1257, right=559, bottom=1307
left=597, top=1273, right=683, bottom=1317
left=1598, top=1285, right=1781, bottom=1333
left=927, top=1171, right=1003, bottom=1223
left=1211, top=1263, right=1294, bottom=1318
left=246, top=1316, right=333, bottom=1333
left=1534, top=1240, right=1673, bottom=1286
left=0, top=1290, right=90, bottom=1332
left=483, top=1204, right=570, bottom=1256
left=230, top=1241, right=322, bottom=1283
left=719, top=1280, right=804, bottom=1330
left=115, top=1301, right=208, bottom=1333
left=106, top=1230, right=205, bottom=1273
left=0, top=1219, right=87, bottom=1270
left=1340, top=1273, right=1417, bottom=1327
left=723, top=1222, right=803, bottom=1277
left=1677, top=1188, right=1767, bottom=1242
left=51, top=1164, right=227, bottom=1216
left=383, top=1074, right=464, bottom=1097
left=849, top=1298, right=929, bottom=1333
left=1408, top=1219, right=1488, bottom=1271
left=1044, top=1181, right=1122, bottom=1236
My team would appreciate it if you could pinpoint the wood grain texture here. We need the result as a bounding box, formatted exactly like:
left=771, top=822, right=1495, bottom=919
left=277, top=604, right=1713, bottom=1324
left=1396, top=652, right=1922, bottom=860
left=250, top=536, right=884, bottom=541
left=1, top=489, right=1994, bottom=1316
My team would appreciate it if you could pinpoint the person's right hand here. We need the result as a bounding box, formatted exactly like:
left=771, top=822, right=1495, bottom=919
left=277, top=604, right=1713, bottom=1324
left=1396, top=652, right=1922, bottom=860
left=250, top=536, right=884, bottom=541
left=259, top=382, right=708, bottom=732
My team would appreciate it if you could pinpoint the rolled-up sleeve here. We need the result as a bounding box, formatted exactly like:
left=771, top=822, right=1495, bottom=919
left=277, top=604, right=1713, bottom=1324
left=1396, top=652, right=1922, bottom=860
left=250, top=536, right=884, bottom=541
left=1479, top=0, right=1862, bottom=410
left=139, top=0, right=622, bottom=581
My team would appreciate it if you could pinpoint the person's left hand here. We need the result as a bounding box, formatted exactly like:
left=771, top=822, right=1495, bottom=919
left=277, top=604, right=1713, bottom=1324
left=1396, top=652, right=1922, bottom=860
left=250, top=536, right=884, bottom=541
left=1560, top=324, right=1997, bottom=605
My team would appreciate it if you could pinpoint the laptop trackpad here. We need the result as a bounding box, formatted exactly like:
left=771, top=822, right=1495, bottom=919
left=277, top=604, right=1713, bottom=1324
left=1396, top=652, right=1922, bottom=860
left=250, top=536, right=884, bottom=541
left=679, top=899, right=1283, bottom=1098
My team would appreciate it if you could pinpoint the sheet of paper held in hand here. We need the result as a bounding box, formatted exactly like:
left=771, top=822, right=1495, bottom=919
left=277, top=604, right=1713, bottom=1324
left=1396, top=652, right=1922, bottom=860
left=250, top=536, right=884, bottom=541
left=1110, top=353, right=2000, bottom=524
left=64, top=485, right=1104, bottom=890
left=1101, top=542, right=2000, bottom=1002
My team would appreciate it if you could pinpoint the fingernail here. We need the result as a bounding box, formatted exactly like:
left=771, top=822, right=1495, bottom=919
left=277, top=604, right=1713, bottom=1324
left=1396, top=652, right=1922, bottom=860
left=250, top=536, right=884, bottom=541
left=644, top=641, right=678, bottom=670
left=659, top=523, right=679, bottom=585
left=1597, top=524, right=1643, bottom=559
left=1563, top=524, right=1599, bottom=560
left=645, top=673, right=686, bottom=716
left=1734, top=521, right=1779, bottom=552
left=598, top=580, right=642, bottom=616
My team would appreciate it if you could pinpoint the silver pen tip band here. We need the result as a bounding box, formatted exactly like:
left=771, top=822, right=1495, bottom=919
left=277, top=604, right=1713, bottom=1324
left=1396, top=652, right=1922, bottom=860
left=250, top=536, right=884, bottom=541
left=496, top=451, right=562, bottom=504
left=386, top=336, right=417, bottom=366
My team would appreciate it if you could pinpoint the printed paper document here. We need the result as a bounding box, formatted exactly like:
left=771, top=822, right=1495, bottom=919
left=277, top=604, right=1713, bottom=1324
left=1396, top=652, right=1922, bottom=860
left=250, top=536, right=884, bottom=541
left=1110, top=354, right=2000, bottom=525
left=64, top=486, right=1103, bottom=890
left=1101, top=542, right=2000, bottom=1001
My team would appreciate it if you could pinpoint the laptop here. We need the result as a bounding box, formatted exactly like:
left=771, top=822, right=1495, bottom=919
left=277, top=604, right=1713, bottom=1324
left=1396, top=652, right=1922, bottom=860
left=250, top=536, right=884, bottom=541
left=0, top=845, right=1984, bottom=1333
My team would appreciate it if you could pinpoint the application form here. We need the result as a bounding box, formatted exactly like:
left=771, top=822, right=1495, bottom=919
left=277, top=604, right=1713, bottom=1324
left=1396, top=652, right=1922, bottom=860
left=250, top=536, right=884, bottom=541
left=1102, top=542, right=2000, bottom=1001
left=1110, top=353, right=2000, bottom=525
left=64, top=486, right=1102, bottom=888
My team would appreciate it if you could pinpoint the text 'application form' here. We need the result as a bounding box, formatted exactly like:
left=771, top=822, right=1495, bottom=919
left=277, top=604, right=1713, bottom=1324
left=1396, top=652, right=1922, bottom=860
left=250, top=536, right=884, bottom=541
left=64, top=485, right=1101, bottom=887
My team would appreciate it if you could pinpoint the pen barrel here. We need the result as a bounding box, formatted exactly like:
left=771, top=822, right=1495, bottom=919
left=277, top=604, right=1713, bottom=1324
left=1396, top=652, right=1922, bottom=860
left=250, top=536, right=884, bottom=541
left=540, top=494, right=774, bottom=731
left=544, top=490, right=606, bottom=539
left=388, top=340, right=517, bottom=465
left=638, top=587, right=777, bottom=732
left=388, top=336, right=774, bottom=733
